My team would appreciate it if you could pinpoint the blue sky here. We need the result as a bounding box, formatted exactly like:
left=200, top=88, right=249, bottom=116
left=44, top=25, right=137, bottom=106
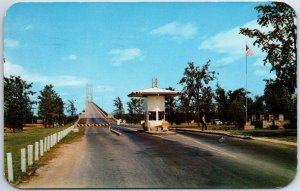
left=4, top=2, right=275, bottom=114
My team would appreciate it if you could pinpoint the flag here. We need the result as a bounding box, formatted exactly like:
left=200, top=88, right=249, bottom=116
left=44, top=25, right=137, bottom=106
left=246, top=45, right=253, bottom=56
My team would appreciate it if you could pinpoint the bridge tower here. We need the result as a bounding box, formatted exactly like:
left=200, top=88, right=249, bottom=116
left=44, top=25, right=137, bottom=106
left=86, top=84, right=93, bottom=104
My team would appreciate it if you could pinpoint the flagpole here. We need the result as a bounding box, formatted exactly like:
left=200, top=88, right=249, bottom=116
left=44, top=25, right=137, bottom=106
left=245, top=43, right=248, bottom=124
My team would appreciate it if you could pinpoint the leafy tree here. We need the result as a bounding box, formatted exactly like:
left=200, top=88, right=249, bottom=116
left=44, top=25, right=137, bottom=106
left=178, top=60, right=216, bottom=127
left=165, top=87, right=177, bottom=125
left=126, top=97, right=144, bottom=123
left=240, top=2, right=297, bottom=94
left=67, top=99, right=77, bottom=116
left=227, top=88, right=253, bottom=128
left=249, top=95, right=266, bottom=116
left=113, top=97, right=124, bottom=119
left=4, top=76, right=35, bottom=131
left=264, top=81, right=294, bottom=118
left=38, top=84, right=65, bottom=128
left=214, top=84, right=229, bottom=122
left=127, top=98, right=144, bottom=115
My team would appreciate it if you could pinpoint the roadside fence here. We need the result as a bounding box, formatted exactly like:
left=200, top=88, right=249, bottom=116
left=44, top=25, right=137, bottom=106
left=5, top=125, right=75, bottom=183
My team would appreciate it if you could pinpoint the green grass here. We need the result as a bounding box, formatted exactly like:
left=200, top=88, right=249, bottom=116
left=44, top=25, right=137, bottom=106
left=171, top=123, right=237, bottom=130
left=78, top=118, right=87, bottom=124
left=230, top=129, right=297, bottom=142
left=4, top=123, right=84, bottom=184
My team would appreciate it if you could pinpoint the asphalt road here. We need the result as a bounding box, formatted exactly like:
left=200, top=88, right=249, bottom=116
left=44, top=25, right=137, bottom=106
left=20, top=124, right=297, bottom=189
left=85, top=102, right=108, bottom=124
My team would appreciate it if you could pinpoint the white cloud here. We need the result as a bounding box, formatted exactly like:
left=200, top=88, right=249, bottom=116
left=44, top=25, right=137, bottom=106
left=254, top=69, right=276, bottom=80
left=4, top=39, right=20, bottom=48
left=94, top=85, right=114, bottom=92
left=151, top=22, right=197, bottom=39
left=200, top=19, right=272, bottom=64
left=24, top=25, right=33, bottom=31
left=253, top=57, right=271, bottom=67
left=4, top=61, right=88, bottom=87
left=254, top=69, right=269, bottom=76
left=109, top=48, right=142, bottom=66
left=65, top=54, right=78, bottom=61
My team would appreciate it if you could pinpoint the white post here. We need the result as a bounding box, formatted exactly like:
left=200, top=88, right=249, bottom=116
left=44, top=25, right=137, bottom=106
left=27, top=145, right=33, bottom=166
left=40, top=140, right=44, bottom=156
left=44, top=137, right=47, bottom=152
left=35, top=142, right=39, bottom=161
left=47, top=136, right=50, bottom=150
left=7, top=153, right=14, bottom=183
left=21, top=148, right=26, bottom=173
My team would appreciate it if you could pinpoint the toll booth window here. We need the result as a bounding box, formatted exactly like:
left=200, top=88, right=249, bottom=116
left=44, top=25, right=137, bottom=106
left=158, top=111, right=164, bottom=120
left=148, top=111, right=156, bottom=120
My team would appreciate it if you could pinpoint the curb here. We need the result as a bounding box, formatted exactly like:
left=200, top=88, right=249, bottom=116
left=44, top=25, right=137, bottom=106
left=110, top=128, right=122, bottom=136
left=144, top=131, right=176, bottom=136
left=173, top=128, right=297, bottom=146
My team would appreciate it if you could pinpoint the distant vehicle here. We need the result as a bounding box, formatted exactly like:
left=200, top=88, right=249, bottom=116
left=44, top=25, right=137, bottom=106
left=213, top=119, right=223, bottom=125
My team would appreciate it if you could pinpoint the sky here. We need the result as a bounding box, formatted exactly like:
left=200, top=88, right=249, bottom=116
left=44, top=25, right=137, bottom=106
left=3, top=2, right=276, bottom=114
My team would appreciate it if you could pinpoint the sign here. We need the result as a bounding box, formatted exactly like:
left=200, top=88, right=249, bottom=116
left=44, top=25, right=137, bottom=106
left=162, top=121, right=170, bottom=129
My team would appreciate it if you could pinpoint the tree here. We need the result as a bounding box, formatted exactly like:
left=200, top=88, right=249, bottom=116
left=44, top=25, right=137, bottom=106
left=38, top=84, right=65, bottom=128
left=249, top=95, right=266, bottom=116
left=127, top=98, right=144, bottom=115
left=4, top=76, right=35, bottom=131
left=215, top=84, right=229, bottom=122
left=113, top=97, right=124, bottom=119
left=240, top=2, right=297, bottom=94
left=127, top=98, right=144, bottom=123
left=178, top=60, right=216, bottom=127
left=165, top=87, right=177, bottom=125
left=67, top=100, right=77, bottom=116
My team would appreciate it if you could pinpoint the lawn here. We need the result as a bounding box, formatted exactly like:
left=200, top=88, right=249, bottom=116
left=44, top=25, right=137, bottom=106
left=171, top=123, right=237, bottom=130
left=230, top=129, right=297, bottom=142
left=4, top=122, right=84, bottom=184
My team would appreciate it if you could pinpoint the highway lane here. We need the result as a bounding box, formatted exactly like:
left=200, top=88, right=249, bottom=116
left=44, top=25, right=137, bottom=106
left=85, top=102, right=108, bottom=124
left=20, top=125, right=297, bottom=188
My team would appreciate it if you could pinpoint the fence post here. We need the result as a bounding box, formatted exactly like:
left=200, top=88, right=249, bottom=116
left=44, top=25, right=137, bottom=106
left=7, top=153, right=14, bottom=183
left=27, top=145, right=33, bottom=166
left=40, top=140, right=44, bottom=156
left=21, top=148, right=26, bottom=173
left=47, top=136, right=50, bottom=150
left=35, top=142, right=39, bottom=161
left=44, top=137, right=47, bottom=152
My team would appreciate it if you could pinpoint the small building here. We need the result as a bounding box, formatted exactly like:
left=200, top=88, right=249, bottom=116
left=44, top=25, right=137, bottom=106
left=128, top=79, right=178, bottom=131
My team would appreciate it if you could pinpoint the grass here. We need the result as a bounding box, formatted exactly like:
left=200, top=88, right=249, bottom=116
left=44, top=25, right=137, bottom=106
left=230, top=129, right=297, bottom=142
left=170, top=123, right=297, bottom=142
left=4, top=122, right=85, bottom=184
left=171, top=123, right=237, bottom=130
left=78, top=118, right=87, bottom=124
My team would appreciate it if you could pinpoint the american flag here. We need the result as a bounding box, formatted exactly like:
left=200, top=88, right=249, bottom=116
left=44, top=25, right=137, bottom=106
left=246, top=45, right=253, bottom=56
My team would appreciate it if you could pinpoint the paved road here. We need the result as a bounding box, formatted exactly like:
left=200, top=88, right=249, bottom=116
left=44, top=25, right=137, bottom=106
left=85, top=102, right=108, bottom=124
left=20, top=125, right=297, bottom=189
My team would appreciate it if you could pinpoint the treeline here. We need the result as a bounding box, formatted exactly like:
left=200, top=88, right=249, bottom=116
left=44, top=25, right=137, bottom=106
left=4, top=75, right=78, bottom=131
left=112, top=2, right=297, bottom=129
left=113, top=96, right=144, bottom=124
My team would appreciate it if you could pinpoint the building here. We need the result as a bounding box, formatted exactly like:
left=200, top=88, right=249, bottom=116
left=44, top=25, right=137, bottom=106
left=128, top=79, right=178, bottom=131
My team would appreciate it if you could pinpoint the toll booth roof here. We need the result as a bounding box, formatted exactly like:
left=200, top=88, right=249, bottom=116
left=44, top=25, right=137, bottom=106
left=128, top=87, right=178, bottom=97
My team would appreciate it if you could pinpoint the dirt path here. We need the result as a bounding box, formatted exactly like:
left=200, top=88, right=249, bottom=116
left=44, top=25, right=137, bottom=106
left=18, top=137, right=87, bottom=188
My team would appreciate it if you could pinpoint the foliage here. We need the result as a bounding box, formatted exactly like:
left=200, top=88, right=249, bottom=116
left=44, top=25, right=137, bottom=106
left=165, top=87, right=177, bottom=125
left=126, top=98, right=144, bottom=123
left=240, top=2, right=297, bottom=94
left=38, top=84, right=65, bottom=128
left=113, top=96, right=125, bottom=119
left=178, top=61, right=216, bottom=127
left=264, top=80, right=296, bottom=127
left=4, top=76, right=35, bottom=131
left=214, top=84, right=229, bottom=122
left=66, top=99, right=77, bottom=116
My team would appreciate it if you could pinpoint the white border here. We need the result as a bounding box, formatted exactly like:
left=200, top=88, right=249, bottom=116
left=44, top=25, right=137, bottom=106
left=0, top=0, right=299, bottom=191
